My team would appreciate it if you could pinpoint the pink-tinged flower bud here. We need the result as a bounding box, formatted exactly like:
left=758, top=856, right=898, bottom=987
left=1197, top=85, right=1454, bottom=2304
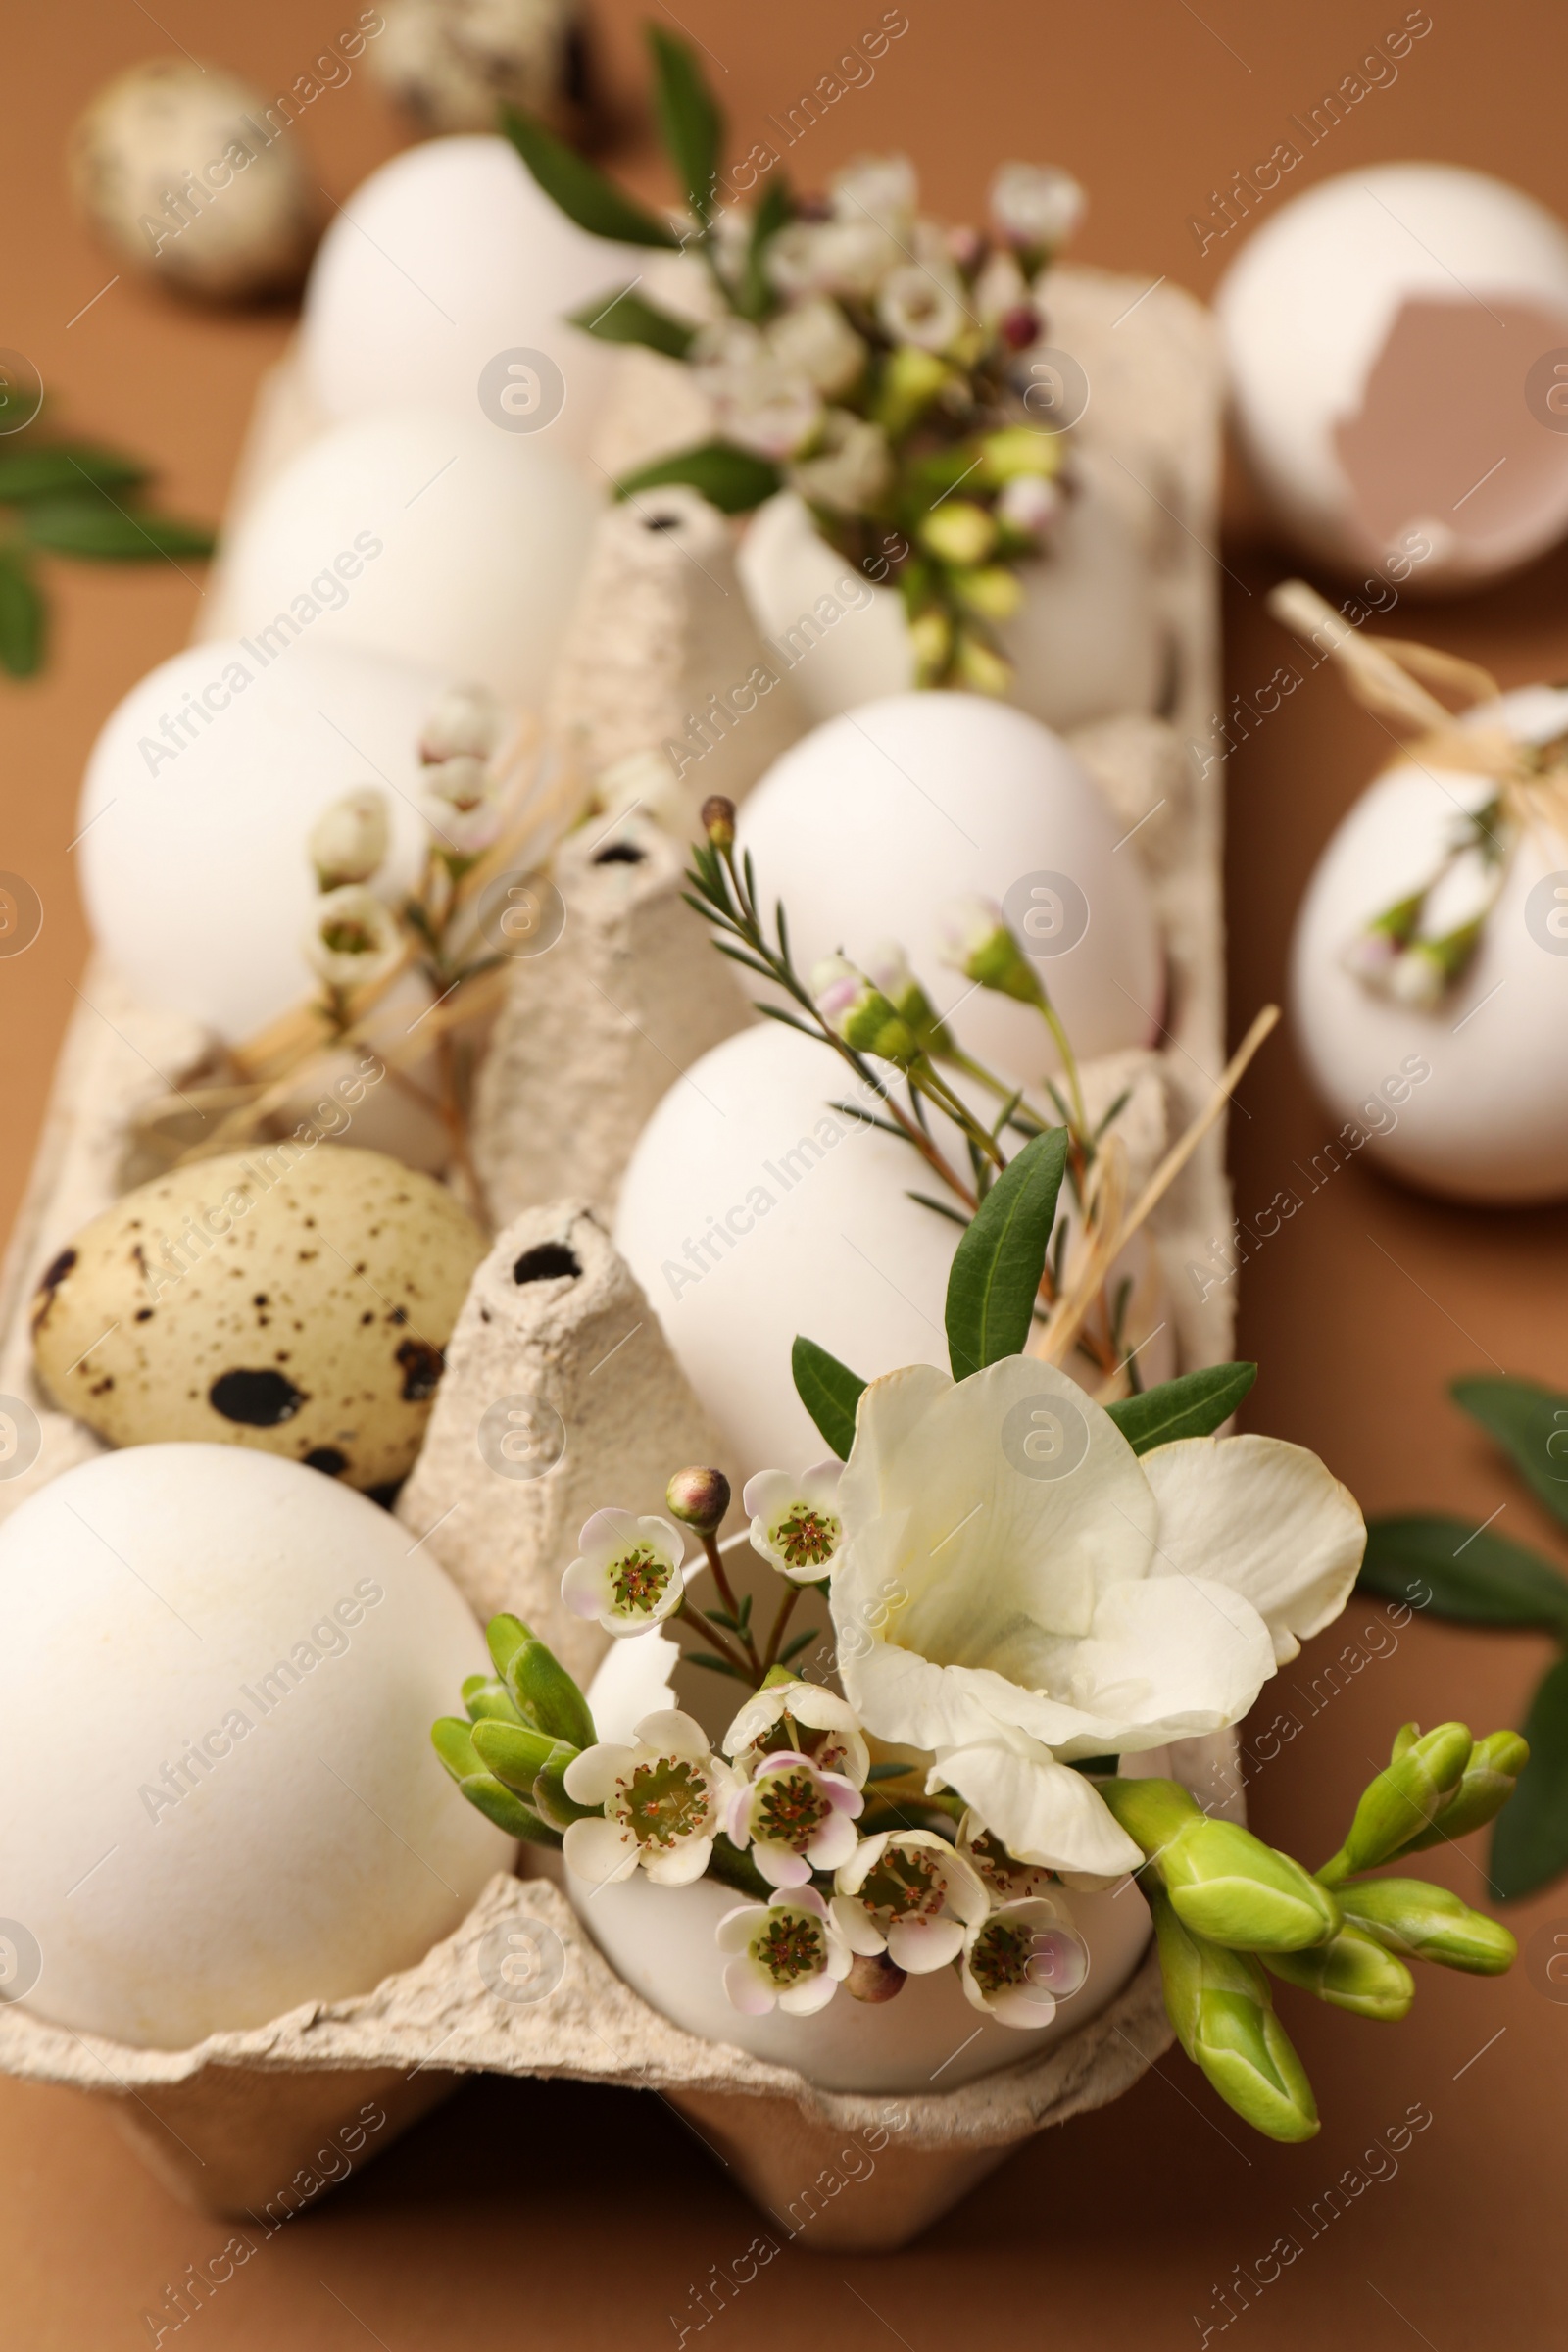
left=1000, top=303, right=1041, bottom=350
left=845, top=1950, right=906, bottom=2003
left=419, top=684, right=504, bottom=764
left=665, top=1466, right=732, bottom=1533
left=309, top=788, right=390, bottom=890
left=989, top=163, right=1086, bottom=258
left=701, top=795, right=736, bottom=850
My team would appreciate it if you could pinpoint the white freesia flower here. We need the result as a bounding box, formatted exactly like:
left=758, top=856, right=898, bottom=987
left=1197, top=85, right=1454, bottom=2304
left=831, top=153, right=918, bottom=232
left=309, top=788, right=390, bottom=889
left=877, top=263, right=968, bottom=354
left=744, top=1462, right=846, bottom=1583
left=789, top=410, right=893, bottom=514
left=562, top=1709, right=734, bottom=1888
left=726, top=1749, right=862, bottom=1887
left=723, top=1677, right=869, bottom=1788
left=305, top=885, right=403, bottom=993
left=717, top=1885, right=853, bottom=2016
left=989, top=162, right=1086, bottom=255
left=420, top=682, right=505, bottom=764
left=562, top=1507, right=688, bottom=1639
left=832, top=1829, right=988, bottom=1974
left=766, top=297, right=867, bottom=397
left=831, top=1357, right=1365, bottom=1875
left=960, top=1894, right=1089, bottom=2029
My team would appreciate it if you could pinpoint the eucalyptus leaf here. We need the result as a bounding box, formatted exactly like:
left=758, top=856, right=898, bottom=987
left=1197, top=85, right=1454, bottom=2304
left=568, top=287, right=695, bottom=360
left=647, top=25, right=722, bottom=222
left=614, top=439, right=782, bottom=514
left=20, top=494, right=216, bottom=561
left=1358, top=1513, right=1568, bottom=1630
left=501, top=104, right=681, bottom=247
left=1489, top=1656, right=1568, bottom=1901
left=1104, top=1362, right=1258, bottom=1455
left=792, top=1334, right=866, bottom=1461
left=0, top=552, right=44, bottom=677
left=944, top=1127, right=1068, bottom=1380
left=0, top=443, right=147, bottom=502
left=1450, top=1375, right=1568, bottom=1532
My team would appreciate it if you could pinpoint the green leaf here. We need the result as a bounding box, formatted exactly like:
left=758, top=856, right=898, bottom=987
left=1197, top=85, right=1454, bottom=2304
left=943, top=1127, right=1068, bottom=1380
left=568, top=286, right=695, bottom=360
left=0, top=551, right=44, bottom=677
left=647, top=24, right=723, bottom=223
left=1358, top=1513, right=1568, bottom=1630
left=792, top=1334, right=866, bottom=1461
left=1490, top=1655, right=1568, bottom=1900
left=20, top=493, right=216, bottom=561
left=740, top=173, right=793, bottom=318
left=1105, top=1362, right=1258, bottom=1456
left=614, top=439, right=783, bottom=515
left=501, top=103, right=681, bottom=248
left=0, top=443, right=148, bottom=502
left=1451, top=1375, right=1568, bottom=1532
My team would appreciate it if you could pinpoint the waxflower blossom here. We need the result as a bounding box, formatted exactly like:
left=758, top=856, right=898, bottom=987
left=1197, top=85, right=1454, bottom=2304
left=997, top=472, right=1062, bottom=540
left=960, top=1894, right=1090, bottom=2028
left=717, top=1885, right=853, bottom=2016
left=989, top=162, right=1086, bottom=257
left=422, top=752, right=508, bottom=858
left=305, top=885, right=403, bottom=994
left=744, top=1462, right=846, bottom=1584
left=877, top=264, right=968, bottom=355
left=831, top=153, right=917, bottom=232
left=562, top=1508, right=688, bottom=1639
left=723, top=1679, right=870, bottom=1789
left=309, top=788, right=390, bottom=890
left=810, top=953, right=919, bottom=1063
left=562, top=1710, right=734, bottom=1888
left=765, top=297, right=867, bottom=398
left=789, top=410, right=893, bottom=514
left=832, top=1829, right=989, bottom=1974
left=420, top=682, right=504, bottom=764
left=727, top=1749, right=863, bottom=1887
left=957, top=1811, right=1058, bottom=1905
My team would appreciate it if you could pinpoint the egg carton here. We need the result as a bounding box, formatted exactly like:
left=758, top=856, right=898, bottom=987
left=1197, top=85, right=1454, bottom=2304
left=0, top=267, right=1231, bottom=2244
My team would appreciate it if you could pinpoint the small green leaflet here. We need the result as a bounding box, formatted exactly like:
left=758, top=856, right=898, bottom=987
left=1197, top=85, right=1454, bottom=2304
left=944, top=1128, right=1067, bottom=1381
left=1490, top=1655, right=1568, bottom=1900
left=501, top=104, right=681, bottom=247
left=647, top=24, right=722, bottom=223
left=1105, top=1362, right=1258, bottom=1455
left=0, top=552, right=44, bottom=677
left=569, top=287, right=695, bottom=360
left=1358, top=1514, right=1568, bottom=1631
left=614, top=439, right=783, bottom=514
left=1451, top=1375, right=1568, bottom=1533
left=793, top=1335, right=866, bottom=1461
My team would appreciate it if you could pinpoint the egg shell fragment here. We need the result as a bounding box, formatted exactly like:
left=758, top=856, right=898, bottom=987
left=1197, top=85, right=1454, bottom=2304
left=31, top=1147, right=486, bottom=1490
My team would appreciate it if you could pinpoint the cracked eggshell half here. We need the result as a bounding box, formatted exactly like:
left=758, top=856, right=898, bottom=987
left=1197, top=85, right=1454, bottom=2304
left=0, top=1446, right=510, bottom=2048
left=30, top=1147, right=486, bottom=1491
left=733, top=692, right=1161, bottom=1083
left=1291, top=683, right=1568, bottom=1200
left=209, top=407, right=597, bottom=708
left=300, top=133, right=640, bottom=464
left=1217, top=163, right=1568, bottom=589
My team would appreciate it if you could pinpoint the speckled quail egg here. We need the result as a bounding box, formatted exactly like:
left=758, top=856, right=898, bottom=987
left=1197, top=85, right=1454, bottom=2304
left=31, top=1146, right=485, bottom=1491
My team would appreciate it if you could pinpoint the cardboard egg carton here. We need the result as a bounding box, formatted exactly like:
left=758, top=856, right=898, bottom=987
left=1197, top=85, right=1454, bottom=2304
left=0, top=267, right=1232, bottom=2244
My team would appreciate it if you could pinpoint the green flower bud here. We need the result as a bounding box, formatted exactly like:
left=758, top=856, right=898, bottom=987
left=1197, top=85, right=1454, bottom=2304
left=485, top=1612, right=533, bottom=1680
left=955, top=564, right=1025, bottom=621
left=1402, top=1729, right=1530, bottom=1855
left=812, top=954, right=920, bottom=1064
left=1162, top=1819, right=1342, bottom=1953
left=907, top=607, right=953, bottom=680
left=1339, top=1879, right=1518, bottom=1977
left=530, top=1739, right=602, bottom=1830
left=1151, top=1887, right=1320, bottom=2143
left=503, top=1637, right=597, bottom=1752
left=469, top=1716, right=564, bottom=1796
left=1318, top=1720, right=1474, bottom=1885
left=462, top=1674, right=524, bottom=1726
left=1265, top=1925, right=1414, bottom=2021
left=976, top=425, right=1064, bottom=484
left=919, top=500, right=999, bottom=567
left=954, top=632, right=1012, bottom=698
left=429, top=1718, right=561, bottom=1845
left=937, top=895, right=1045, bottom=1007
left=701, top=795, right=736, bottom=850
left=875, top=344, right=951, bottom=438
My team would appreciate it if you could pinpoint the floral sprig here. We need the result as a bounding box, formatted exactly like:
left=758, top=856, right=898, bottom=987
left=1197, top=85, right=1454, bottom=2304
left=503, top=25, right=1085, bottom=693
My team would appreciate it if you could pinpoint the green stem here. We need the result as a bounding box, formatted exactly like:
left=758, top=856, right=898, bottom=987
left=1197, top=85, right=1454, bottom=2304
left=676, top=1599, right=755, bottom=1683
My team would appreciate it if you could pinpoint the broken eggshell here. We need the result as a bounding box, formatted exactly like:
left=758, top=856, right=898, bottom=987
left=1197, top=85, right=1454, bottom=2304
left=1218, top=163, right=1568, bottom=590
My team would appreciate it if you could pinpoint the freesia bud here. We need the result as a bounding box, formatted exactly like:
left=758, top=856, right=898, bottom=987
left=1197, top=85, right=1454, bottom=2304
left=1318, top=1720, right=1474, bottom=1884
left=469, top=1716, right=564, bottom=1795
left=666, top=1465, right=732, bottom=1534
left=430, top=1717, right=560, bottom=1845
left=1266, top=1924, right=1415, bottom=2020
left=1339, top=1878, right=1518, bottom=1976
left=1403, top=1728, right=1529, bottom=1854
left=918, top=500, right=998, bottom=567
left=907, top=608, right=953, bottom=680
left=1099, top=1776, right=1339, bottom=1951
left=461, top=1673, right=524, bottom=1726
left=502, top=1635, right=597, bottom=1752
left=310, top=788, right=390, bottom=889
left=978, top=425, right=1063, bottom=483
left=1152, top=1887, right=1320, bottom=2143
left=530, top=1738, right=602, bottom=1830
left=956, top=564, right=1025, bottom=620
left=874, top=343, right=950, bottom=437
left=937, top=896, right=1045, bottom=1007
left=955, top=634, right=1013, bottom=697
left=701, top=795, right=736, bottom=850
left=811, top=953, right=919, bottom=1064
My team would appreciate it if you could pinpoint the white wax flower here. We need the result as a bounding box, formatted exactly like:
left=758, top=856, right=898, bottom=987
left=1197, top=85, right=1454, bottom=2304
left=789, top=410, right=894, bottom=514
left=960, top=1894, right=1089, bottom=2028
left=765, top=297, right=867, bottom=398
left=768, top=217, right=903, bottom=301
left=422, top=751, right=507, bottom=856
left=309, top=787, right=390, bottom=889
left=562, top=1709, right=734, bottom=1888
left=743, top=1461, right=846, bottom=1583
left=716, top=1884, right=853, bottom=2016
left=420, top=682, right=505, bottom=764
left=562, top=1507, right=688, bottom=1639
left=989, top=163, right=1086, bottom=254
left=725, top=1749, right=863, bottom=1887
left=997, top=472, right=1062, bottom=539
left=877, top=264, right=969, bottom=355
left=305, top=884, right=403, bottom=993
left=956, top=1810, right=1057, bottom=1905
left=723, top=1677, right=869, bottom=1789
left=832, top=1828, right=988, bottom=1974
left=830, top=1357, right=1365, bottom=1875
left=831, top=153, right=918, bottom=232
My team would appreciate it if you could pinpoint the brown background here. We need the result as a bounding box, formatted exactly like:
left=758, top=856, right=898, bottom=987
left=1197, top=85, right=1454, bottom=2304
left=4, top=0, right=1567, bottom=2343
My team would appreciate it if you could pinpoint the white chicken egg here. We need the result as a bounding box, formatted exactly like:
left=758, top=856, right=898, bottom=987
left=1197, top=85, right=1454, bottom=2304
left=1217, top=164, right=1568, bottom=589
left=733, top=692, right=1161, bottom=1081
left=300, top=133, right=639, bottom=464
left=209, top=408, right=597, bottom=708
left=1292, top=683, right=1568, bottom=1201
left=612, top=1019, right=1173, bottom=1482
left=0, top=1446, right=510, bottom=2049
left=78, top=638, right=448, bottom=1042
